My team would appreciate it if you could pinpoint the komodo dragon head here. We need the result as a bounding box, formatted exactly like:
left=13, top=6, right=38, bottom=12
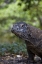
left=11, top=22, right=30, bottom=40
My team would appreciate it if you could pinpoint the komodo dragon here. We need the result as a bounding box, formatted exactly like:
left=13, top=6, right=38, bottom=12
left=11, top=22, right=42, bottom=63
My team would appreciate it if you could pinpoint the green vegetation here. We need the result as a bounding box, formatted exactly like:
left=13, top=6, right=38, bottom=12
left=0, top=42, right=27, bottom=56
left=0, top=0, right=42, bottom=55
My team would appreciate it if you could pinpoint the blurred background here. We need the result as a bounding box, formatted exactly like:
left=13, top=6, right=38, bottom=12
left=0, top=0, right=42, bottom=56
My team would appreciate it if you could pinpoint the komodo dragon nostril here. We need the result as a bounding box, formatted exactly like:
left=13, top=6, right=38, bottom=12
left=16, top=26, right=19, bottom=30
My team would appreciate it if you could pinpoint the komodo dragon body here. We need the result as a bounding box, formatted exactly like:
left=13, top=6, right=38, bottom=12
left=11, top=22, right=42, bottom=62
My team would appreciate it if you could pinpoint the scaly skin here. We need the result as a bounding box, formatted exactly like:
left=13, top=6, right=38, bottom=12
left=11, top=22, right=42, bottom=63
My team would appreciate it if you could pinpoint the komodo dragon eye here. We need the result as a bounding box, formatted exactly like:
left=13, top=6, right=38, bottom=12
left=20, top=24, right=24, bottom=27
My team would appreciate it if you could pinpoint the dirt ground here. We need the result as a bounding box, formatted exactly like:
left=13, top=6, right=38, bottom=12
left=0, top=53, right=42, bottom=64
left=0, top=53, right=27, bottom=64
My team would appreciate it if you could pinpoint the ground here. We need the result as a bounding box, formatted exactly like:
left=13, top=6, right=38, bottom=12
left=0, top=53, right=42, bottom=64
left=0, top=53, right=27, bottom=64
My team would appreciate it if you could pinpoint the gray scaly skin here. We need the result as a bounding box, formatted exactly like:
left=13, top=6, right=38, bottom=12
left=11, top=22, right=42, bottom=63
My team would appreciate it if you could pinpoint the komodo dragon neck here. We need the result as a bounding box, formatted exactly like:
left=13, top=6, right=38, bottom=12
left=26, top=25, right=42, bottom=47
